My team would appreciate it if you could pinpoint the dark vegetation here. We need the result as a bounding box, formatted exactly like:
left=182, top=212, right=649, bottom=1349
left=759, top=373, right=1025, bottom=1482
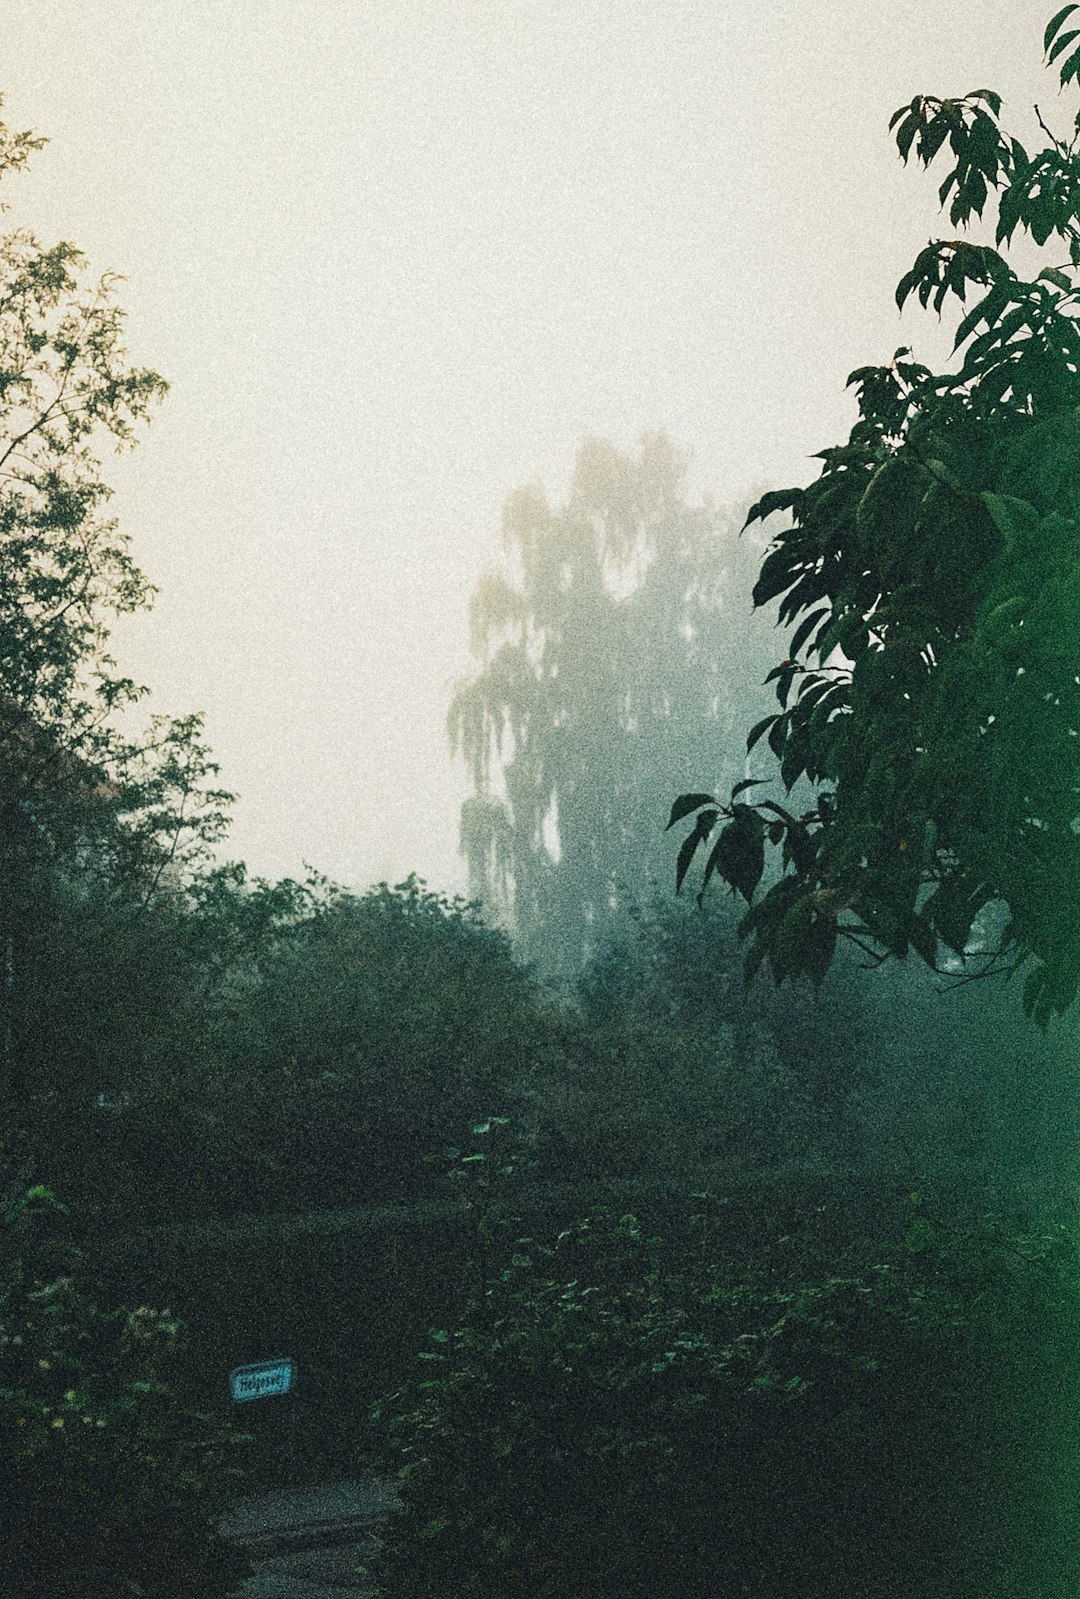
left=672, top=5, right=1080, bottom=1027
left=2, top=12, right=1080, bottom=1598
left=361, top=1129, right=1078, bottom=1599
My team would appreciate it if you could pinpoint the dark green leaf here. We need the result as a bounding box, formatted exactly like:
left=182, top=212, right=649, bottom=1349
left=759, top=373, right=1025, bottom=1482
left=665, top=792, right=716, bottom=831
left=706, top=811, right=766, bottom=904
left=744, top=488, right=803, bottom=528
left=895, top=268, right=918, bottom=312
left=981, top=492, right=1040, bottom=550
left=782, top=821, right=816, bottom=877
left=787, top=606, right=830, bottom=660
left=1046, top=3, right=1079, bottom=53
left=780, top=732, right=807, bottom=792
left=675, top=808, right=718, bottom=895
left=767, top=713, right=788, bottom=759
left=746, top=714, right=780, bottom=754
left=817, top=608, right=868, bottom=662
left=778, top=572, right=830, bottom=627
left=792, top=674, right=843, bottom=716
left=1049, top=24, right=1080, bottom=62
left=765, top=662, right=800, bottom=708
left=966, top=89, right=1002, bottom=116
left=1038, top=266, right=1071, bottom=291
left=938, top=169, right=959, bottom=207
left=752, top=546, right=798, bottom=607
left=895, top=116, right=919, bottom=163
left=952, top=281, right=1010, bottom=351
left=918, top=115, right=951, bottom=165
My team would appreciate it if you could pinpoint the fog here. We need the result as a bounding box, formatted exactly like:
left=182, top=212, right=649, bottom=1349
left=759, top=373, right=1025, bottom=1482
left=4, top=0, right=1051, bottom=900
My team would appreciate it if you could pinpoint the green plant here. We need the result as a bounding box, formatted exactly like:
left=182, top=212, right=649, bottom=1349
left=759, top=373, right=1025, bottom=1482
left=670, top=9, right=1080, bottom=1025
left=361, top=1146, right=1080, bottom=1598
left=0, top=1188, right=253, bottom=1598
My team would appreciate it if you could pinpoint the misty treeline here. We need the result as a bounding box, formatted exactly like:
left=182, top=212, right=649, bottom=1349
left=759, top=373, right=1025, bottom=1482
left=4, top=336, right=1071, bottom=1235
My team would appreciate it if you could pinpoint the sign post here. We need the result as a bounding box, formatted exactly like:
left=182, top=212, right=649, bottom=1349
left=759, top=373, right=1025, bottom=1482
left=229, top=1358, right=295, bottom=1403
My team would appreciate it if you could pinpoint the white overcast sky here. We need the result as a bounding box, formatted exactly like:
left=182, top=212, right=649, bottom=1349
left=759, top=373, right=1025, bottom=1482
left=1, top=1, right=1054, bottom=898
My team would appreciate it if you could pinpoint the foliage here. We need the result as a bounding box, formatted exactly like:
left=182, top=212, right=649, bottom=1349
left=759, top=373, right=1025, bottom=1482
left=362, top=1134, right=1080, bottom=1598
left=0, top=97, right=242, bottom=1187
left=199, top=876, right=563, bottom=1212
left=0, top=1188, right=252, bottom=1598
left=0, top=96, right=229, bottom=878
left=843, top=951, right=1080, bottom=1225
left=26, top=863, right=320, bottom=1231
left=543, top=894, right=873, bottom=1190
left=450, top=433, right=775, bottom=977
left=670, top=12, right=1080, bottom=1024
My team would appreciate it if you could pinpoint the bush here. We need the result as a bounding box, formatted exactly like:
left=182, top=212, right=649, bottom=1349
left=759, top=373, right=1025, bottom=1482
left=361, top=1131, right=1080, bottom=1599
left=545, top=897, right=874, bottom=1192
left=199, top=877, right=561, bottom=1212
left=0, top=1188, right=253, bottom=1598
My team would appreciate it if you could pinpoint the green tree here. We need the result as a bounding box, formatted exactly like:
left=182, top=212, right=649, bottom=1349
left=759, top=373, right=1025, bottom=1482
left=672, top=11, right=1080, bottom=1026
left=0, top=99, right=235, bottom=1175
left=450, top=433, right=774, bottom=978
left=33, top=862, right=316, bottom=1231
left=205, top=876, right=562, bottom=1209
left=547, top=895, right=871, bottom=1192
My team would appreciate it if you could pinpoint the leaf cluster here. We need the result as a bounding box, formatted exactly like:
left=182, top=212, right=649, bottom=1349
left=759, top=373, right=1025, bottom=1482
left=362, top=1147, right=1080, bottom=1597
left=0, top=1189, right=252, bottom=1597
left=671, top=14, right=1080, bottom=1021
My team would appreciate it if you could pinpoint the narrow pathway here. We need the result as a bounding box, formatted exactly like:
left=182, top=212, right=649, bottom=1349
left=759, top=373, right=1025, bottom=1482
left=222, top=1478, right=398, bottom=1598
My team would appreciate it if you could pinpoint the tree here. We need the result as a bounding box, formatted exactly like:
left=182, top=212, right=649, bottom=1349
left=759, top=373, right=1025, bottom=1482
left=543, top=894, right=872, bottom=1192
left=672, top=10, right=1080, bottom=1026
left=205, top=876, right=561, bottom=1209
left=450, top=433, right=775, bottom=977
left=0, top=100, right=234, bottom=1176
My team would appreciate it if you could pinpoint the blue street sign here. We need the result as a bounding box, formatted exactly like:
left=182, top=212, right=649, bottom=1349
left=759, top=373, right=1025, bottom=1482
left=229, top=1358, right=295, bottom=1402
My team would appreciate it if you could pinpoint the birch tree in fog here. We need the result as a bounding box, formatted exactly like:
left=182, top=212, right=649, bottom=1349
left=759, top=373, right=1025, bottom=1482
left=449, top=434, right=775, bottom=977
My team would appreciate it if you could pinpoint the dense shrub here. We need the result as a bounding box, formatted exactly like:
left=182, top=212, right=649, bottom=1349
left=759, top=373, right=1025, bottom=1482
left=543, top=896, right=874, bottom=1191
left=0, top=1189, right=253, bottom=1598
left=361, top=1130, right=1080, bottom=1599
left=196, top=877, right=563, bottom=1212
left=551, top=896, right=1077, bottom=1227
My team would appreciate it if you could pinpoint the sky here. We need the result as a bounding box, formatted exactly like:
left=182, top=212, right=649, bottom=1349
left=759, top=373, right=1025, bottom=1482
left=1, top=0, right=1055, bottom=900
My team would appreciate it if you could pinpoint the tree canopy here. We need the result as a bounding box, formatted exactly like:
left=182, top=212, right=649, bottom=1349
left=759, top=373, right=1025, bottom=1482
left=0, top=101, right=268, bottom=1182
left=450, top=433, right=774, bottom=976
left=672, top=10, right=1080, bottom=1026
left=0, top=101, right=231, bottom=888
